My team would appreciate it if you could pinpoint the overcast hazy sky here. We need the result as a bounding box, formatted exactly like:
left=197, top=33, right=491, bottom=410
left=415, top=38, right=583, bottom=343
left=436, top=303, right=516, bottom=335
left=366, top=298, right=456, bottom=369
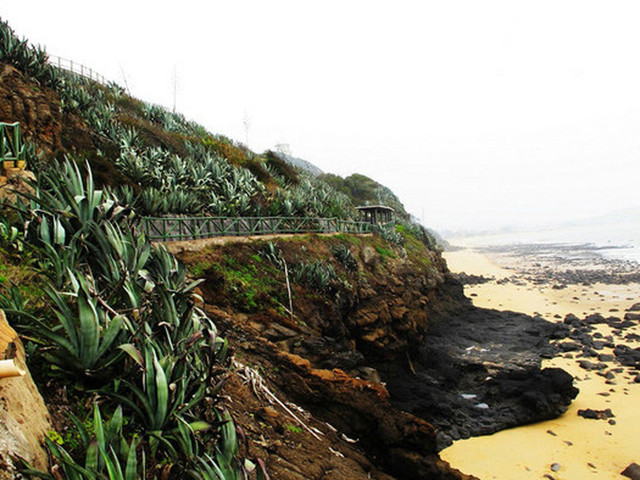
left=3, top=1, right=640, bottom=232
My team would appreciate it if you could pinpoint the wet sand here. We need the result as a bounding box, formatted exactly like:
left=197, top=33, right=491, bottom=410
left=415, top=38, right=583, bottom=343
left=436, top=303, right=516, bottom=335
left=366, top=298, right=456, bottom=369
left=441, top=248, right=640, bottom=480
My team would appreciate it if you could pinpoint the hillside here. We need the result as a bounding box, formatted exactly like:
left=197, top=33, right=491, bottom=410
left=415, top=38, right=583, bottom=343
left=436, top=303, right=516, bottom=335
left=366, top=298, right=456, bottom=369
left=276, top=152, right=324, bottom=177
left=319, top=173, right=409, bottom=218
left=0, top=18, right=474, bottom=480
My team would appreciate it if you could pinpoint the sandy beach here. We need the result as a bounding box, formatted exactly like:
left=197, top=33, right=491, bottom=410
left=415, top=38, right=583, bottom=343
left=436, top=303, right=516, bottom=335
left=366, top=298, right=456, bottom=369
left=440, top=247, right=640, bottom=480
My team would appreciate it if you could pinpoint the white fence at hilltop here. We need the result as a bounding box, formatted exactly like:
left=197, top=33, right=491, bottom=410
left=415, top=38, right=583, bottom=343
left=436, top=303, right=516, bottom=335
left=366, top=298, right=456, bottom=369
left=47, top=55, right=108, bottom=85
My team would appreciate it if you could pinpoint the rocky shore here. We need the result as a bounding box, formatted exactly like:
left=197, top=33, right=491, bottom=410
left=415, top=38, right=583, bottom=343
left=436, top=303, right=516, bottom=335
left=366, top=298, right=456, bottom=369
left=478, top=243, right=640, bottom=286
left=379, top=305, right=578, bottom=449
left=441, top=244, right=640, bottom=479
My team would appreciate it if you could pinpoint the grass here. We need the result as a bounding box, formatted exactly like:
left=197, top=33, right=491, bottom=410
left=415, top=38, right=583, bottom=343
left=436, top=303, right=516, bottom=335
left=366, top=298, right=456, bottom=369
left=190, top=260, right=214, bottom=277
left=283, top=423, right=302, bottom=434
left=375, top=245, right=397, bottom=259
left=0, top=246, right=47, bottom=313
left=190, top=253, right=285, bottom=313
left=395, top=224, right=433, bottom=271
left=333, top=233, right=363, bottom=246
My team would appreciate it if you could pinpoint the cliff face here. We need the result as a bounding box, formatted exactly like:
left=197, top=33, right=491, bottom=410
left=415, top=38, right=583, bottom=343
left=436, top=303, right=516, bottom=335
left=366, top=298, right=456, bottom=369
left=0, top=63, right=94, bottom=155
left=173, top=233, right=467, bottom=374
left=172, top=233, right=473, bottom=479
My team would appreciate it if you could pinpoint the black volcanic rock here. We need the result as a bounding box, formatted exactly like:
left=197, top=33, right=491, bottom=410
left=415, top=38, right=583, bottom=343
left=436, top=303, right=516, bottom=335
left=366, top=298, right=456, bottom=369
left=578, top=408, right=615, bottom=420
left=380, top=306, right=578, bottom=450
left=452, top=272, right=494, bottom=285
left=628, top=303, right=640, bottom=312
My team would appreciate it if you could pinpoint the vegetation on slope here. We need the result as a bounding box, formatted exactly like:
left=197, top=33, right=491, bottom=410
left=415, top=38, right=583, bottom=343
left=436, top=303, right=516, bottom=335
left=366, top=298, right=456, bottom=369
left=0, top=17, right=441, bottom=479
left=319, top=173, right=408, bottom=217
left=1, top=18, right=362, bottom=221
left=0, top=19, right=268, bottom=479
left=1, top=156, right=270, bottom=478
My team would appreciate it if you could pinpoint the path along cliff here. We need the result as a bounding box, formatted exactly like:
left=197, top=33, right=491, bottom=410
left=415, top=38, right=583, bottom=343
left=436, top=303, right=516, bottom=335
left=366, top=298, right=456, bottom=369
left=168, top=230, right=577, bottom=478
left=0, top=52, right=577, bottom=478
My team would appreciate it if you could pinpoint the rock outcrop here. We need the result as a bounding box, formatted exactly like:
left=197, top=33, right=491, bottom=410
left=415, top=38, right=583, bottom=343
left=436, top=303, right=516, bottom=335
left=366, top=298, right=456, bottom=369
left=385, top=307, right=578, bottom=449
left=177, top=236, right=475, bottom=479
left=177, top=235, right=577, bottom=475
left=0, top=310, right=51, bottom=478
left=0, top=63, right=63, bottom=152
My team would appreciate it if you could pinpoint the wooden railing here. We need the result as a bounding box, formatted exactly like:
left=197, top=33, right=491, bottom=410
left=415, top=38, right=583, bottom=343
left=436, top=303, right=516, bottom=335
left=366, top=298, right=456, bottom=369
left=141, top=216, right=374, bottom=242
left=47, top=55, right=108, bottom=85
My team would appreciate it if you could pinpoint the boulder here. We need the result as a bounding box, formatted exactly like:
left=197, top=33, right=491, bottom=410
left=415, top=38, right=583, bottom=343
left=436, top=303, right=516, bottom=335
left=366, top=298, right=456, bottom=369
left=577, top=408, right=614, bottom=420
left=621, top=463, right=640, bottom=480
left=0, top=310, right=51, bottom=478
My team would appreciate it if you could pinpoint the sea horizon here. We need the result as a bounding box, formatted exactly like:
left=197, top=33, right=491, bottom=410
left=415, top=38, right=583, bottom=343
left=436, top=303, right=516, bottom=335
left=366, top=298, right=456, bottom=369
left=445, top=218, right=640, bottom=264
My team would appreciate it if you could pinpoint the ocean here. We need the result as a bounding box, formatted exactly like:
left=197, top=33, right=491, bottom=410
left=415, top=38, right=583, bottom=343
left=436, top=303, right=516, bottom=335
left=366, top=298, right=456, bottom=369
left=447, top=218, right=640, bottom=264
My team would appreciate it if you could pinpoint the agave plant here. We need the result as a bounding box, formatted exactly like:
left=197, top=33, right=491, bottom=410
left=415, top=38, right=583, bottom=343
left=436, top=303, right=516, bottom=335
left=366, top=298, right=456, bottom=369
left=21, top=403, right=143, bottom=480
left=24, top=159, right=129, bottom=237
left=291, top=260, right=337, bottom=293
left=331, top=244, right=358, bottom=272
left=0, top=19, right=60, bottom=88
left=107, top=334, right=216, bottom=439
left=116, top=149, right=153, bottom=185
left=372, top=223, right=404, bottom=246
left=28, top=271, right=128, bottom=379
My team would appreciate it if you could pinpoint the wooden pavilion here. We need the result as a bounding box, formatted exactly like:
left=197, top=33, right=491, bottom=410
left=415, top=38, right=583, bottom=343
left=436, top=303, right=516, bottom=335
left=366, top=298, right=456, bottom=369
left=356, top=205, right=395, bottom=225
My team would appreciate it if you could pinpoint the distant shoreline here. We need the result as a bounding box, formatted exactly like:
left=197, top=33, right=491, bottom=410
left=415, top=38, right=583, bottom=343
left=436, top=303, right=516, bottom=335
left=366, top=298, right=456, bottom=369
left=444, top=219, right=640, bottom=264
left=450, top=242, right=640, bottom=286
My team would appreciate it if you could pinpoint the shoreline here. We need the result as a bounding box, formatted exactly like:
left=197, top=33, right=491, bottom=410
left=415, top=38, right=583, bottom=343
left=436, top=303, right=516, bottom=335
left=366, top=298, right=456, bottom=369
left=440, top=245, right=640, bottom=480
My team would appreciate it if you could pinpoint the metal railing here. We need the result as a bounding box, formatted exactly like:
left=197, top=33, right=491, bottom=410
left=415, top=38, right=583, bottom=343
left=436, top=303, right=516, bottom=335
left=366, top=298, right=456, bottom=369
left=0, top=122, right=23, bottom=164
left=47, top=55, right=108, bottom=85
left=141, top=216, right=374, bottom=242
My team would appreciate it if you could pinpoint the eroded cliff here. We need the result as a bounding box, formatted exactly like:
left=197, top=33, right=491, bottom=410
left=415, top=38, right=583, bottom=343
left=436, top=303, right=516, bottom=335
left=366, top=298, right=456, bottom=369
left=171, top=232, right=475, bottom=479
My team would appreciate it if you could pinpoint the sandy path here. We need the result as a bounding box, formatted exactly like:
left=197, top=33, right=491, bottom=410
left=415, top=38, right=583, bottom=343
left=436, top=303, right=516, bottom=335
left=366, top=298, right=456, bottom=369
left=440, top=248, right=640, bottom=480
left=159, top=232, right=372, bottom=254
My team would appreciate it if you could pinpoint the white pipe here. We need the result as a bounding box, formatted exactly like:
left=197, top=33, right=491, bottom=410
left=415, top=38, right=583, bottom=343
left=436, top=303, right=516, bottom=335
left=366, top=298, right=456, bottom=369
left=0, top=359, right=26, bottom=379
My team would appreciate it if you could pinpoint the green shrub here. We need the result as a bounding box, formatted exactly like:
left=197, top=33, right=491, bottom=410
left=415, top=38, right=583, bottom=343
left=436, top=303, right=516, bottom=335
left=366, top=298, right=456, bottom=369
left=291, top=260, right=337, bottom=293
left=331, top=244, right=358, bottom=272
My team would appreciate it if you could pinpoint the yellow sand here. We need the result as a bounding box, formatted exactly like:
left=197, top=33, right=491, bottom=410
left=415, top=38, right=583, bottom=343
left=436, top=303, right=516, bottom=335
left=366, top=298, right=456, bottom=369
left=440, top=249, right=640, bottom=480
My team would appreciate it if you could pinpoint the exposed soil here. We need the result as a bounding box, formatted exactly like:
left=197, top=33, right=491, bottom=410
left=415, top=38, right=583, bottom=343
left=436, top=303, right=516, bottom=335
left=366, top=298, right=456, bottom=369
left=177, top=235, right=476, bottom=480
left=176, top=234, right=578, bottom=479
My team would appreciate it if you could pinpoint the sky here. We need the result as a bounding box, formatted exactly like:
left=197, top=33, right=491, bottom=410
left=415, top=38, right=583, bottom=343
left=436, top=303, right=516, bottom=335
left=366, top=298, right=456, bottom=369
left=3, top=1, right=640, bottom=233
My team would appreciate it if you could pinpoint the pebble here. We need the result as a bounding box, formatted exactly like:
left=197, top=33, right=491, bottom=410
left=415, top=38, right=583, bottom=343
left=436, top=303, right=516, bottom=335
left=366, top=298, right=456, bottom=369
left=551, top=463, right=561, bottom=472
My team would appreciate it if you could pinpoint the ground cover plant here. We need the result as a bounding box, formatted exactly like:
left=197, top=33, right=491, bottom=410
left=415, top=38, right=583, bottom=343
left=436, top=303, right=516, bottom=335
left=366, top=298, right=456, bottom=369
left=0, top=157, right=268, bottom=478
left=0, top=17, right=441, bottom=478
